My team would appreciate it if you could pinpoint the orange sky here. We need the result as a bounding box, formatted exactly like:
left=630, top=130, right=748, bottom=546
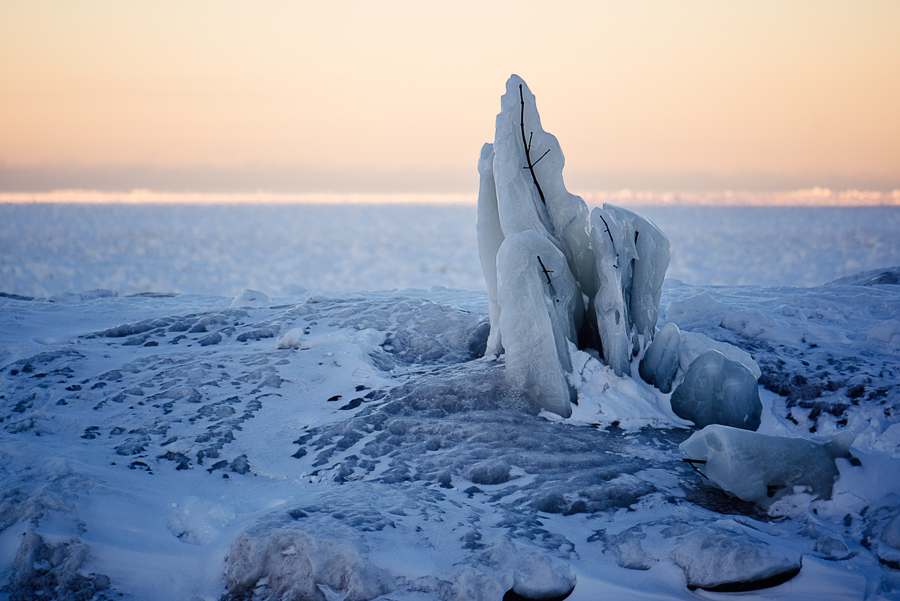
left=1, top=1, right=899, bottom=193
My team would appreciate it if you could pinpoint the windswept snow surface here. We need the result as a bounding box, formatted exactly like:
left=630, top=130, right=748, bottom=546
left=1, top=273, right=900, bottom=599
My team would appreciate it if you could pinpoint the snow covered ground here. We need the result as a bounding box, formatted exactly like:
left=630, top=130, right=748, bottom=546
left=1, top=201, right=900, bottom=600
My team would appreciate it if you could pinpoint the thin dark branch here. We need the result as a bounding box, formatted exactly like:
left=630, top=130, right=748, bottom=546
left=527, top=131, right=533, bottom=153
left=532, top=148, right=551, bottom=167
left=536, top=255, right=553, bottom=285
left=598, top=214, right=619, bottom=267
left=681, top=458, right=709, bottom=480
left=519, top=84, right=547, bottom=206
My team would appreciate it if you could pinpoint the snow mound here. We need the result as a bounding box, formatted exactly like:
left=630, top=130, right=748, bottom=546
left=275, top=327, right=307, bottom=349
left=868, top=319, right=900, bottom=346
left=605, top=519, right=801, bottom=593
left=827, top=266, right=900, bottom=287
left=230, top=288, right=272, bottom=308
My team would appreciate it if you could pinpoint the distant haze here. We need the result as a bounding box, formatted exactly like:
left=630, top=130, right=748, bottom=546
left=2, top=1, right=899, bottom=194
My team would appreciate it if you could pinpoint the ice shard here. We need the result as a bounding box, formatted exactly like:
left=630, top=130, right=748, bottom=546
left=497, top=230, right=582, bottom=417
left=589, top=207, right=632, bottom=376
left=639, top=322, right=681, bottom=393
left=476, top=142, right=504, bottom=357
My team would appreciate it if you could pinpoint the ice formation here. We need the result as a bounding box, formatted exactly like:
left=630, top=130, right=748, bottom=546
left=680, top=424, right=855, bottom=505
left=670, top=350, right=762, bottom=430
left=477, top=75, right=671, bottom=414
left=638, top=322, right=681, bottom=393
left=497, top=231, right=581, bottom=417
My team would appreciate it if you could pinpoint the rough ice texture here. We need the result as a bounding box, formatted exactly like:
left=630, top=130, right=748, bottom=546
left=223, top=529, right=393, bottom=601
left=3, top=533, right=112, bottom=601
left=497, top=230, right=580, bottom=417
left=639, top=322, right=681, bottom=393
left=680, top=424, right=855, bottom=505
left=589, top=207, right=632, bottom=376
left=604, top=204, right=670, bottom=339
left=671, top=350, right=762, bottom=430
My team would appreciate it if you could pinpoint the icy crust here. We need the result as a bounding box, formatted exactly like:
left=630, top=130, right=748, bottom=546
left=1, top=279, right=900, bottom=599
left=3, top=532, right=112, bottom=601
left=223, top=529, right=393, bottom=601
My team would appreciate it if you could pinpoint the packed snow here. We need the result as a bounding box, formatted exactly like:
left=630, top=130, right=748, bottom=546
left=2, top=77, right=900, bottom=599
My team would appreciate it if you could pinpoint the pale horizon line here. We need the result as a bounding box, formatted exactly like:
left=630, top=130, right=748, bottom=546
left=1, top=188, right=899, bottom=207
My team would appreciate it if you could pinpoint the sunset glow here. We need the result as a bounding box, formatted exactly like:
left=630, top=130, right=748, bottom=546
left=2, top=1, right=899, bottom=193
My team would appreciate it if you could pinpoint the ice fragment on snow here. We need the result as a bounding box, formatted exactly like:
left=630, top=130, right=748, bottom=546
left=679, top=424, right=854, bottom=505
left=671, top=350, right=761, bottom=430
left=275, top=327, right=308, bottom=350
left=868, top=319, right=900, bottom=346
left=672, top=526, right=801, bottom=591
left=639, top=322, right=680, bottom=393
left=679, top=330, right=761, bottom=379
left=882, top=512, right=900, bottom=549
left=468, top=459, right=511, bottom=485
left=721, top=308, right=777, bottom=339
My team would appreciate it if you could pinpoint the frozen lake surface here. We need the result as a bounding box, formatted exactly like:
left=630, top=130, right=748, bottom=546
left=2, top=203, right=900, bottom=298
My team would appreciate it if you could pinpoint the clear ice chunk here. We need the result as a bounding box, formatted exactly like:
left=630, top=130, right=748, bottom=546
left=680, top=424, right=855, bottom=505
left=670, top=350, right=762, bottom=430
left=639, top=322, right=681, bottom=393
